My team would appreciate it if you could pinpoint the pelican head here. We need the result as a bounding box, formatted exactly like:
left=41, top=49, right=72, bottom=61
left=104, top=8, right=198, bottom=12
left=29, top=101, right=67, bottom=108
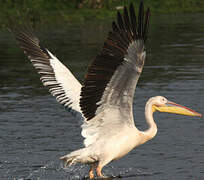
left=152, top=96, right=202, bottom=117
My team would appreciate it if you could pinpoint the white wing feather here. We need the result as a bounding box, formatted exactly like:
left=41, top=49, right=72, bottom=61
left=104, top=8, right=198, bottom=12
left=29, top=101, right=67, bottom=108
left=46, top=50, right=82, bottom=114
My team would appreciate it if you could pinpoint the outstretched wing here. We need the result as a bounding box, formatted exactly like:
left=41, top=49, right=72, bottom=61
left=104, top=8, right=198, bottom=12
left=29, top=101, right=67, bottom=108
left=80, top=2, right=150, bottom=147
left=11, top=27, right=82, bottom=117
left=80, top=2, right=150, bottom=122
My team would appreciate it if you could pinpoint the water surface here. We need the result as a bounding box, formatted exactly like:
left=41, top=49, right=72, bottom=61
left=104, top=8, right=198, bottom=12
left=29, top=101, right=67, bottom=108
left=0, top=13, right=204, bottom=180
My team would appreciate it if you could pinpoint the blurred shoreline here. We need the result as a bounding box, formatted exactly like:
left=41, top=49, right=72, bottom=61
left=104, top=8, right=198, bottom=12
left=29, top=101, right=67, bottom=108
left=1, top=0, right=204, bottom=27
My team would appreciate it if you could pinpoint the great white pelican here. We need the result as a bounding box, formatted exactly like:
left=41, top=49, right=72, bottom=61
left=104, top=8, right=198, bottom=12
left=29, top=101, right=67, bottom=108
left=11, top=1, right=201, bottom=179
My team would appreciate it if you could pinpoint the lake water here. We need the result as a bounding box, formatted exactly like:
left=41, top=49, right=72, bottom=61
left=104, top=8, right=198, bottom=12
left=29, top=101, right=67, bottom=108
left=0, top=13, right=204, bottom=180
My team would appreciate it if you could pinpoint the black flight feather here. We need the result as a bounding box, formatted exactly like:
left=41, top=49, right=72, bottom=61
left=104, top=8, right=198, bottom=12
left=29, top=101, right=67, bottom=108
left=80, top=1, right=150, bottom=120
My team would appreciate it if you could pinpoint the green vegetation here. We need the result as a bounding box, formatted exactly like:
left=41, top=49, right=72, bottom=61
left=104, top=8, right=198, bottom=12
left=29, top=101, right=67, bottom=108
left=1, top=0, right=204, bottom=27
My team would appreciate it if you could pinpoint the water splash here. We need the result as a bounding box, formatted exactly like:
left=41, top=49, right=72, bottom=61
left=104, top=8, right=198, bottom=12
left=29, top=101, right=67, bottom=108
left=61, top=163, right=88, bottom=180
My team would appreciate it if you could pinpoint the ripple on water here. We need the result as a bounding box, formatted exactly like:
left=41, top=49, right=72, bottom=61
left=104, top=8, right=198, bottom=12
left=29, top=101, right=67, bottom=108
left=0, top=13, right=204, bottom=180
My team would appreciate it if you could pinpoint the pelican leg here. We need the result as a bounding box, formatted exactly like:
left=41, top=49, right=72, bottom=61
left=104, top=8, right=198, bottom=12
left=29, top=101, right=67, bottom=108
left=89, top=166, right=94, bottom=179
left=96, top=165, right=105, bottom=177
left=89, top=163, right=97, bottom=179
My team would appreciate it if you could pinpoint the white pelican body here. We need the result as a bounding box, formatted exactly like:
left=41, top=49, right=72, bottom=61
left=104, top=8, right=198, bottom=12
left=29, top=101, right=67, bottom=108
left=61, top=95, right=201, bottom=177
left=11, top=1, right=201, bottom=179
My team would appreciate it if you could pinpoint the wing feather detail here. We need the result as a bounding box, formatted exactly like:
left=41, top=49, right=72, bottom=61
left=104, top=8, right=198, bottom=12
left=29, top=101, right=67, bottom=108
left=11, top=28, right=82, bottom=117
left=80, top=2, right=150, bottom=121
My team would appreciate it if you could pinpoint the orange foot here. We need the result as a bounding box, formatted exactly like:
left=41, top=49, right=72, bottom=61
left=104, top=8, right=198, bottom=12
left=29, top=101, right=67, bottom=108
left=96, top=165, right=107, bottom=178
left=89, top=165, right=95, bottom=179
left=89, top=169, right=94, bottom=179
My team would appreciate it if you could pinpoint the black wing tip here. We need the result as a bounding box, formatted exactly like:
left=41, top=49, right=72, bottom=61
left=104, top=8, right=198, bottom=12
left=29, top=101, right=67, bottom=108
left=124, top=6, right=128, bottom=14
left=129, top=2, right=134, bottom=12
left=139, top=0, right=144, bottom=7
left=113, top=0, right=150, bottom=42
left=11, top=25, right=51, bottom=58
left=10, top=25, right=35, bottom=45
left=39, top=42, right=50, bottom=57
left=112, top=21, right=118, bottom=32
left=10, top=24, right=32, bottom=35
left=119, top=0, right=150, bottom=42
left=143, top=7, right=150, bottom=42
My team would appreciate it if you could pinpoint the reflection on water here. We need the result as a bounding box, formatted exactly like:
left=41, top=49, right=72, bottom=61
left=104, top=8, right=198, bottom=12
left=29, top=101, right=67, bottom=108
left=0, top=13, right=204, bottom=180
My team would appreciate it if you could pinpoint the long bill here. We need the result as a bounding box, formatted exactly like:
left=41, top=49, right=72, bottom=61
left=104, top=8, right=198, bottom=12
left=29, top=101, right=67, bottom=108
left=153, top=101, right=202, bottom=117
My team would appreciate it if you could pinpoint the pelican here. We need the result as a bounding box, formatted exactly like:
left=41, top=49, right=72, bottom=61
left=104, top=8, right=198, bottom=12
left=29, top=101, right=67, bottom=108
left=11, top=1, right=201, bottom=179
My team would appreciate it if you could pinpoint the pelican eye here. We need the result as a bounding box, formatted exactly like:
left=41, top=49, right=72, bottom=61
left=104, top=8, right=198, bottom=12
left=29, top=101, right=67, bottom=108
left=161, top=97, right=166, bottom=103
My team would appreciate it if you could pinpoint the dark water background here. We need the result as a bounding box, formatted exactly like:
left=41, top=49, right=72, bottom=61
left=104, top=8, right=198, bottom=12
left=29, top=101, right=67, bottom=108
left=0, top=13, right=204, bottom=180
